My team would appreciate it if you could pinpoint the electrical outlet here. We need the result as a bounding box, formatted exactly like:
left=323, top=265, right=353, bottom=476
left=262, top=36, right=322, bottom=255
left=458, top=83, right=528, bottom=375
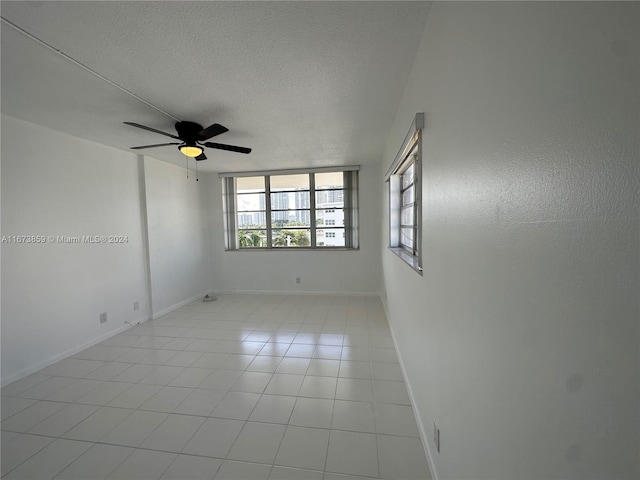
left=133, top=301, right=139, bottom=311
left=296, top=277, right=301, bottom=284
left=434, top=421, right=440, bottom=453
left=99, top=312, right=107, bottom=324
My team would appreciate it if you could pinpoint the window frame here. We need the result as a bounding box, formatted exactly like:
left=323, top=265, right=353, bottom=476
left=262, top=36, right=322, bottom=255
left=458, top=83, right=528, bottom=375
left=385, top=113, right=424, bottom=274
left=221, top=167, right=359, bottom=251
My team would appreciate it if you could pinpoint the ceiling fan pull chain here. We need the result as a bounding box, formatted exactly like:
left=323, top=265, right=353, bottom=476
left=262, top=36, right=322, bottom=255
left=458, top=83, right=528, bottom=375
left=195, top=159, right=199, bottom=182
left=185, top=154, right=189, bottom=179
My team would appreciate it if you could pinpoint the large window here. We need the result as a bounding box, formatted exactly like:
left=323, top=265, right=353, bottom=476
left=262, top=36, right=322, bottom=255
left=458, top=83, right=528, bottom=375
left=221, top=168, right=359, bottom=250
left=386, top=113, right=423, bottom=273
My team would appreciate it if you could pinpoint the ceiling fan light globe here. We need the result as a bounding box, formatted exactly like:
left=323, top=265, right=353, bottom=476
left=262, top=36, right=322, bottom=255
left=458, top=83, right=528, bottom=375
left=179, top=145, right=203, bottom=158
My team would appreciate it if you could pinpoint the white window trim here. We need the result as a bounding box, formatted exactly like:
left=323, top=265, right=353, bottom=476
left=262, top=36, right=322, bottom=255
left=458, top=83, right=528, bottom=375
left=385, top=113, right=424, bottom=274
left=221, top=167, right=359, bottom=251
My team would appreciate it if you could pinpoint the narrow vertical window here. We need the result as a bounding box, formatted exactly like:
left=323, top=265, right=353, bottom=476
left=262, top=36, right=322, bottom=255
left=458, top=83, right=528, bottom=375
left=385, top=113, right=423, bottom=273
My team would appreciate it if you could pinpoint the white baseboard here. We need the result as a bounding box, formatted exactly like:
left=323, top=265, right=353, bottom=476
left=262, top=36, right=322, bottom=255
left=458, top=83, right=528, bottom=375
left=383, top=296, right=439, bottom=480
left=1, top=314, right=149, bottom=387
left=212, top=289, right=379, bottom=297
left=151, top=292, right=209, bottom=319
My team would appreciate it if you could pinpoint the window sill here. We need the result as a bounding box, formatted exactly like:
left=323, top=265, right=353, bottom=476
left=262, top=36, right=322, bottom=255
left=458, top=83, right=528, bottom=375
left=389, top=247, right=422, bottom=275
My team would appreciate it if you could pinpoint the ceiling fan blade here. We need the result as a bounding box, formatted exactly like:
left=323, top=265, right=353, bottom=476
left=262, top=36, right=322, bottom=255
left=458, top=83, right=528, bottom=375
left=198, top=123, right=229, bottom=140
left=204, top=142, right=252, bottom=154
left=130, top=142, right=180, bottom=150
left=195, top=153, right=208, bottom=161
left=124, top=122, right=181, bottom=140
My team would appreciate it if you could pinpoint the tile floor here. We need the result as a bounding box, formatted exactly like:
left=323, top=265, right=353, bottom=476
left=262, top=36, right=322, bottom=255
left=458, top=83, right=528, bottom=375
left=1, top=295, right=431, bottom=479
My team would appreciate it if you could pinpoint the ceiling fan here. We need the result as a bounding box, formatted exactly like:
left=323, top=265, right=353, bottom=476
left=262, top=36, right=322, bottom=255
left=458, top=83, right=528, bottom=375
left=124, top=121, right=251, bottom=160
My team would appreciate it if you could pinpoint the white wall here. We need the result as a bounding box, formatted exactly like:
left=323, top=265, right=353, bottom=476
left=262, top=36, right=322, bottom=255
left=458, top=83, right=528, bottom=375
left=1, top=115, right=150, bottom=383
left=381, top=2, right=639, bottom=479
left=143, top=157, right=211, bottom=317
left=207, top=164, right=381, bottom=295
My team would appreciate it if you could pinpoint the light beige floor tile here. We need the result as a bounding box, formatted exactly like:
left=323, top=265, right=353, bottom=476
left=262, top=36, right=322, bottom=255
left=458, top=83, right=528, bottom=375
left=338, top=361, right=372, bottom=379
left=298, top=376, right=337, bottom=399
left=275, top=357, right=310, bottom=375
left=335, top=378, right=373, bottom=402
left=107, top=449, right=176, bottom=480
left=249, top=395, right=296, bottom=424
left=340, top=347, right=371, bottom=361
left=325, top=430, right=378, bottom=478
left=82, top=363, right=131, bottom=381
left=219, top=354, right=256, bottom=370
left=1, top=434, right=54, bottom=476
left=1, top=401, right=67, bottom=433
left=268, top=466, right=323, bottom=480
left=210, top=391, right=260, bottom=420
left=331, top=400, right=375, bottom=433
left=372, top=362, right=403, bottom=381
left=18, top=377, right=76, bottom=400
left=140, top=414, right=205, bottom=453
left=111, top=364, right=156, bottom=383
left=369, top=347, right=398, bottom=364
left=140, top=386, right=193, bottom=412
left=264, top=374, right=304, bottom=396
left=372, top=379, right=411, bottom=405
left=1, top=375, right=50, bottom=397
left=191, top=353, right=229, bottom=369
left=274, top=426, right=329, bottom=471
left=374, top=403, right=420, bottom=437
left=54, top=444, right=132, bottom=480
left=183, top=417, right=244, bottom=458
left=200, top=370, right=243, bottom=390
left=45, top=379, right=105, bottom=403
left=169, top=367, right=215, bottom=388
left=231, top=371, right=273, bottom=394
left=1, top=397, right=37, bottom=421
left=377, top=434, right=431, bottom=479
left=107, top=383, right=163, bottom=409
left=100, top=409, right=167, bottom=447
left=306, top=359, right=340, bottom=377
left=39, top=359, right=105, bottom=378
left=28, top=403, right=99, bottom=437
left=138, top=365, right=185, bottom=385
left=247, top=356, right=283, bottom=373
left=4, top=439, right=92, bottom=480
left=74, top=382, right=132, bottom=405
left=227, top=422, right=286, bottom=464
left=173, top=389, right=225, bottom=416
left=160, top=454, right=222, bottom=479
left=289, top=398, right=333, bottom=429
left=63, top=407, right=132, bottom=442
left=214, top=460, right=271, bottom=480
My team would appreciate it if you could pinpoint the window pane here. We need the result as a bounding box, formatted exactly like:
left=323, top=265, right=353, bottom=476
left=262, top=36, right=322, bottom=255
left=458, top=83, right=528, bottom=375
left=271, top=210, right=311, bottom=228
left=316, top=208, right=344, bottom=226
left=272, top=228, right=311, bottom=247
left=238, top=230, right=267, bottom=248
left=402, top=186, right=415, bottom=206
left=401, top=206, right=414, bottom=226
left=400, top=228, right=414, bottom=248
left=237, top=212, right=266, bottom=228
left=237, top=193, right=265, bottom=212
left=270, top=174, right=309, bottom=191
left=271, top=191, right=310, bottom=211
left=402, top=163, right=414, bottom=189
left=315, top=189, right=344, bottom=208
left=315, top=172, right=344, bottom=190
left=237, top=176, right=265, bottom=192
left=317, top=228, right=345, bottom=247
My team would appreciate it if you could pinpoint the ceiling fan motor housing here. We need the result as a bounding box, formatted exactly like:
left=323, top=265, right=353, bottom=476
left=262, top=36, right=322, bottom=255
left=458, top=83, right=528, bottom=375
left=175, top=121, right=204, bottom=145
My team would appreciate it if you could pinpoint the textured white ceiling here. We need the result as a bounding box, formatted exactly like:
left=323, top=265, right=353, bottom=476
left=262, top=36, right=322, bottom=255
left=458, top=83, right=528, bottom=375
left=1, top=1, right=429, bottom=172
